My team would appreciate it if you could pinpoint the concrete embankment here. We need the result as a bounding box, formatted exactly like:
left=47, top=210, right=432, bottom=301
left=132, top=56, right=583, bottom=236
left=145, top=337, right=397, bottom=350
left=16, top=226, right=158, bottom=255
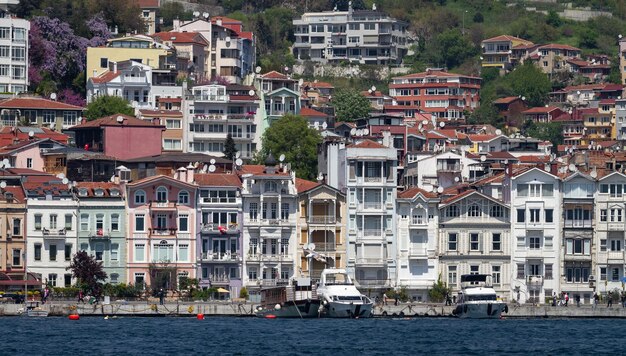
left=2, top=302, right=626, bottom=318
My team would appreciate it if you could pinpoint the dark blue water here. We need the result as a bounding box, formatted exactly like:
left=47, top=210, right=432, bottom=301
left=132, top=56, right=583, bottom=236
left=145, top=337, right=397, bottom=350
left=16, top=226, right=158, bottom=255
left=0, top=316, right=622, bottom=355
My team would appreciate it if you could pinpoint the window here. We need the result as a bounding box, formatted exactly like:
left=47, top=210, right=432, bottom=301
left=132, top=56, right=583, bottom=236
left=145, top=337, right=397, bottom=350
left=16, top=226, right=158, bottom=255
left=178, top=215, right=189, bottom=232
left=111, top=214, right=119, bottom=231
left=153, top=242, right=173, bottom=262
left=95, top=214, right=104, bottom=232
left=80, top=214, right=89, bottom=231
left=448, top=266, right=457, bottom=285
left=467, top=205, right=481, bottom=217
left=156, top=214, right=167, bottom=229
left=48, top=274, right=57, bottom=287
left=178, top=191, right=189, bottom=205
left=166, top=119, right=181, bottom=129
left=249, top=203, right=258, bottom=220
left=65, top=214, right=72, bottom=230
left=93, top=243, right=104, bottom=261
left=517, top=209, right=525, bottom=223
left=517, top=263, right=525, bottom=279
left=34, top=244, right=41, bottom=261
left=110, top=273, right=119, bottom=284
left=0, top=27, right=8, bottom=39
left=529, top=236, right=541, bottom=249
left=42, top=111, right=55, bottom=124
left=446, top=205, right=459, bottom=217
left=610, top=208, right=623, bottom=222
left=49, top=214, right=57, bottom=229
left=11, top=47, right=24, bottom=61
left=111, top=244, right=119, bottom=261
left=64, top=244, right=72, bottom=261
left=163, top=139, right=182, bottom=150
left=448, top=233, right=457, bottom=251
left=492, top=266, right=501, bottom=285
left=178, top=244, right=188, bottom=262
left=265, top=181, right=277, bottom=192
left=135, top=244, right=145, bottom=262
left=100, top=58, right=108, bottom=68
left=612, top=267, right=620, bottom=281
left=63, top=111, right=77, bottom=126
left=134, top=273, right=145, bottom=287
left=50, top=244, right=57, bottom=261
left=600, top=239, right=607, bottom=252
left=610, top=239, right=622, bottom=251
left=26, top=158, right=32, bottom=168
left=490, top=205, right=504, bottom=218
left=529, top=209, right=540, bottom=223
left=12, top=218, right=20, bottom=236
left=492, top=233, right=501, bottom=251
left=135, top=214, right=145, bottom=232
left=545, top=264, right=553, bottom=279
left=134, top=190, right=146, bottom=204
left=600, top=267, right=607, bottom=281
left=545, top=209, right=553, bottom=223
left=156, top=186, right=168, bottom=202
left=248, top=267, right=257, bottom=280
left=601, top=209, right=607, bottom=222
left=34, top=214, right=41, bottom=230
left=281, top=203, right=289, bottom=220
left=280, top=238, right=289, bottom=255
left=469, top=233, right=480, bottom=251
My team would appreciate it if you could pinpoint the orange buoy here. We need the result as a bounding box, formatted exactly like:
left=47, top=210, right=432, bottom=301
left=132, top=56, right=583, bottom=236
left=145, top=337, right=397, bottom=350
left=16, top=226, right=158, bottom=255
left=69, top=314, right=80, bottom=320
left=196, top=313, right=204, bottom=320
left=265, top=314, right=276, bottom=319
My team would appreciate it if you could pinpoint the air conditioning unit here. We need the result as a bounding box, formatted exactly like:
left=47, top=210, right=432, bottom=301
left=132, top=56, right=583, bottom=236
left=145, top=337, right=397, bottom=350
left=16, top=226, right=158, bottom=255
left=588, top=275, right=596, bottom=281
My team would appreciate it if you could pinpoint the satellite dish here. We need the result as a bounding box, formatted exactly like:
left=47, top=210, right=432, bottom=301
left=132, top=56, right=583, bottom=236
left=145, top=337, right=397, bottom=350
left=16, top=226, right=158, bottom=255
left=28, top=131, right=34, bottom=137
left=363, top=128, right=369, bottom=135
left=193, top=11, right=200, bottom=17
left=210, top=159, right=216, bottom=165
left=454, top=177, right=460, bottom=182
left=225, top=36, right=231, bottom=42
left=317, top=172, right=324, bottom=181
left=568, top=164, right=577, bottom=172
left=590, top=170, right=598, bottom=178
left=322, top=122, right=328, bottom=130
left=208, top=164, right=216, bottom=173
left=521, top=96, right=526, bottom=101
left=436, top=186, right=444, bottom=194
left=557, top=157, right=564, bottom=163
left=279, top=154, right=285, bottom=162
left=314, top=121, right=320, bottom=129
left=235, top=158, right=243, bottom=166
left=350, top=128, right=357, bottom=136
left=62, top=178, right=69, bottom=185
left=371, top=86, right=376, bottom=92
left=495, top=129, right=502, bottom=135
left=50, top=93, right=57, bottom=101
left=202, top=164, right=208, bottom=173
left=0, top=181, right=6, bottom=189
left=56, top=173, right=65, bottom=179
left=418, top=123, right=423, bottom=130
left=255, top=66, right=261, bottom=74
left=544, top=165, right=550, bottom=172
left=422, top=119, right=429, bottom=125
left=439, top=121, right=445, bottom=128
left=248, top=89, right=255, bottom=96
left=116, top=115, right=124, bottom=123
left=202, top=12, right=209, bottom=19
left=480, top=155, right=487, bottom=162
left=504, top=159, right=509, bottom=164
left=309, top=243, right=316, bottom=250
left=356, top=129, right=363, bottom=136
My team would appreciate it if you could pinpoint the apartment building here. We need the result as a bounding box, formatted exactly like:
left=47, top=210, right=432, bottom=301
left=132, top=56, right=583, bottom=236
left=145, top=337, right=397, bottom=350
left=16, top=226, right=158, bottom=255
left=481, top=35, right=534, bottom=69
left=0, top=9, right=29, bottom=93
left=528, top=44, right=582, bottom=75
left=0, top=178, right=26, bottom=290
left=344, top=140, right=397, bottom=292
left=389, top=69, right=481, bottom=120
left=253, top=71, right=301, bottom=133
left=293, top=8, right=409, bottom=65
left=0, top=97, right=83, bottom=130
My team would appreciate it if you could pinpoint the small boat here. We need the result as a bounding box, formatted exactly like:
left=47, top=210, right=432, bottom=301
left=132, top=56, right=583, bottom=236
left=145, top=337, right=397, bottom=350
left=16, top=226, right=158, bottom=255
left=316, top=268, right=373, bottom=318
left=255, top=277, right=321, bottom=318
left=453, top=274, right=508, bottom=319
left=23, top=301, right=49, bottom=317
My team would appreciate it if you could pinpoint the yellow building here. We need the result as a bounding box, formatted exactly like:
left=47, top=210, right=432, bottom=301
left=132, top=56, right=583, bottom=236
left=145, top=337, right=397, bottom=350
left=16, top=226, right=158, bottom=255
left=296, top=179, right=346, bottom=281
left=481, top=35, right=534, bottom=69
left=86, top=35, right=174, bottom=80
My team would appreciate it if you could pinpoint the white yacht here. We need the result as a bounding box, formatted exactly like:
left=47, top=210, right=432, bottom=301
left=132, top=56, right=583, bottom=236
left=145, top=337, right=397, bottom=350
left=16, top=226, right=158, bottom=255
left=453, top=274, right=508, bottom=319
left=316, top=269, right=373, bottom=318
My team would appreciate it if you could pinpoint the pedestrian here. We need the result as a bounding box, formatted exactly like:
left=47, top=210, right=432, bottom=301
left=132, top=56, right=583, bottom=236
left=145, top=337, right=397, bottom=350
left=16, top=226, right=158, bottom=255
left=394, top=295, right=399, bottom=306
left=375, top=296, right=380, bottom=305
left=564, top=292, right=569, bottom=307
left=621, top=292, right=626, bottom=308
left=383, top=293, right=388, bottom=306
left=594, top=293, right=599, bottom=308
left=159, top=288, right=165, bottom=305
left=42, top=287, right=49, bottom=305
left=575, top=294, right=580, bottom=307
left=607, top=292, right=613, bottom=308
left=552, top=292, right=557, bottom=307
left=77, top=290, right=84, bottom=304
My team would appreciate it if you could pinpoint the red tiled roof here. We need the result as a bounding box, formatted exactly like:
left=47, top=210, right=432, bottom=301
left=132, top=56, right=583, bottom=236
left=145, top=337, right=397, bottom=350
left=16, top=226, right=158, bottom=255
left=305, top=81, right=334, bottom=89
left=393, top=70, right=481, bottom=80
left=493, top=96, right=521, bottom=104
left=347, top=139, right=387, bottom=149
left=300, top=107, right=328, bottom=117
left=90, top=71, right=122, bottom=83
left=0, top=127, right=69, bottom=146
left=602, top=84, right=624, bottom=91
left=335, top=122, right=356, bottom=128
left=260, top=71, right=289, bottom=80
left=522, top=106, right=561, bottom=114
left=517, top=155, right=551, bottom=163
left=159, top=98, right=181, bottom=103
left=239, top=32, right=253, bottom=41
left=238, top=165, right=290, bottom=176
left=3, top=186, right=25, bottom=203
left=70, top=114, right=165, bottom=129
left=566, top=58, right=589, bottom=67
left=398, top=187, right=437, bottom=199
left=194, top=173, right=241, bottom=187
left=441, top=189, right=476, bottom=205
left=296, top=178, right=320, bottom=193
left=0, top=97, right=84, bottom=110
left=536, top=43, right=581, bottom=51
left=211, top=16, right=242, bottom=25
left=153, top=32, right=208, bottom=45
left=482, top=35, right=532, bottom=43
left=467, top=134, right=499, bottom=142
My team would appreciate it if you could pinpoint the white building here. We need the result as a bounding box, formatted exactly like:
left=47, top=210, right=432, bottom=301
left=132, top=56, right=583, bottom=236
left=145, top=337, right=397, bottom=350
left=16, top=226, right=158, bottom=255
left=510, top=168, right=561, bottom=304
left=0, top=8, right=29, bottom=93
left=404, top=151, right=481, bottom=191
left=344, top=139, right=397, bottom=293
left=25, top=179, right=78, bottom=287
left=241, top=158, right=298, bottom=302
left=396, top=187, right=439, bottom=301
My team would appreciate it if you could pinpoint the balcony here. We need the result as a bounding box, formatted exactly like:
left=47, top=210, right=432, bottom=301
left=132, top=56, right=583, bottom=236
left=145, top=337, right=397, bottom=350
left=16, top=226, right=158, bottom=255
left=41, top=228, right=67, bottom=239
left=261, top=254, right=293, bottom=262
left=89, top=229, right=111, bottom=239
left=608, top=251, right=624, bottom=262
left=307, top=242, right=336, bottom=252
left=362, top=202, right=382, bottom=210
left=437, top=164, right=461, bottom=173
left=191, top=94, right=229, bottom=102
left=260, top=279, right=289, bottom=287
left=260, top=219, right=295, bottom=227
left=409, top=218, right=428, bottom=229
left=148, top=201, right=177, bottom=210
left=527, top=275, right=543, bottom=290
left=607, top=223, right=625, bottom=231
left=564, top=253, right=592, bottom=262
left=200, top=223, right=239, bottom=235
left=563, top=220, right=593, bottom=228
left=355, top=257, right=386, bottom=266
left=201, top=197, right=238, bottom=204
left=199, top=252, right=240, bottom=263
left=308, top=215, right=336, bottom=224
left=408, top=247, right=427, bottom=258
left=149, top=227, right=177, bottom=237
left=208, top=275, right=231, bottom=284
left=356, top=279, right=388, bottom=288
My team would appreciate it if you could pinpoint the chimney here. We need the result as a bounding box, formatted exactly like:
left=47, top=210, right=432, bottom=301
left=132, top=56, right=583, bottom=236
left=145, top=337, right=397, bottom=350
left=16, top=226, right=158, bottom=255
left=550, top=162, right=558, bottom=176
left=173, top=19, right=180, bottom=31
left=113, top=61, right=118, bottom=73
left=506, top=161, right=513, bottom=177
left=186, top=163, right=195, bottom=183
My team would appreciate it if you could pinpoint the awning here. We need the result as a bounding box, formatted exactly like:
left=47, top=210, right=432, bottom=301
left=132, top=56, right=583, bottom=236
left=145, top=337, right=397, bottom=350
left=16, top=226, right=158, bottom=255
left=216, top=288, right=230, bottom=293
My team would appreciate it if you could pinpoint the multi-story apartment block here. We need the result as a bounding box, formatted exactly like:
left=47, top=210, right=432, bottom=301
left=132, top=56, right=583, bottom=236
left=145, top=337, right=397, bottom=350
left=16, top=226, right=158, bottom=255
left=152, top=31, right=209, bottom=80
left=481, top=35, right=534, bottom=69
left=528, top=44, right=582, bottom=75
left=76, top=182, right=126, bottom=285
left=438, top=189, right=512, bottom=299
left=195, top=173, right=243, bottom=296
left=510, top=168, right=561, bottom=304
left=292, top=7, right=409, bottom=65
left=0, top=97, right=83, bottom=130
left=0, top=8, right=29, bottom=93
left=138, top=98, right=184, bottom=152
left=595, top=172, right=626, bottom=297
left=0, top=178, right=26, bottom=289
left=344, top=140, right=397, bottom=292
left=126, top=174, right=197, bottom=290
left=254, top=71, right=302, bottom=132
left=396, top=187, right=439, bottom=301
left=25, top=177, right=78, bottom=287
left=240, top=159, right=298, bottom=302
left=86, top=60, right=182, bottom=112
left=389, top=69, right=481, bottom=120
left=615, top=99, right=626, bottom=142
left=135, top=0, right=159, bottom=36
left=296, top=179, right=346, bottom=282
left=184, top=83, right=261, bottom=159
left=561, top=171, right=595, bottom=304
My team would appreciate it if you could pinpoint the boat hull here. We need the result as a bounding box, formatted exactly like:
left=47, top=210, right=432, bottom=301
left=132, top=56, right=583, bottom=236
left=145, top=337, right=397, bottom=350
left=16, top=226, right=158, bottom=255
left=322, top=301, right=374, bottom=318
left=26, top=309, right=49, bottom=317
left=256, top=299, right=321, bottom=318
left=454, top=302, right=507, bottom=319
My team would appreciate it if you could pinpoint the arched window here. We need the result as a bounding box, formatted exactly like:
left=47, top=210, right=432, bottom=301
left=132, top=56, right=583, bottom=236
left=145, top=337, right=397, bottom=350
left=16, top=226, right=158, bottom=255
left=156, top=186, right=168, bottom=202
left=134, top=190, right=146, bottom=204
left=178, top=190, right=189, bottom=205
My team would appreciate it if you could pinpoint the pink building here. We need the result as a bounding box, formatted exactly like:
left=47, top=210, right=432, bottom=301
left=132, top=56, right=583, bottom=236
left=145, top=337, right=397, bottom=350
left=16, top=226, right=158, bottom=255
left=126, top=172, right=198, bottom=290
left=68, top=114, right=165, bottom=160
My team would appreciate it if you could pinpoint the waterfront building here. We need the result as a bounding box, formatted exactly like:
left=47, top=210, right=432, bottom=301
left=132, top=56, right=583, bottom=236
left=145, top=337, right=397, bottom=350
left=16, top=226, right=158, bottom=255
left=126, top=173, right=198, bottom=290
left=76, top=182, right=126, bottom=285
left=195, top=172, right=243, bottom=296
left=395, top=187, right=439, bottom=301
left=0, top=8, right=29, bottom=93
left=344, top=140, right=397, bottom=293
left=296, top=179, right=346, bottom=282
left=438, top=189, right=512, bottom=300
left=25, top=176, right=78, bottom=287
left=292, top=7, right=409, bottom=65
left=510, top=167, right=561, bottom=304
left=0, top=177, right=27, bottom=290
left=240, top=159, right=298, bottom=302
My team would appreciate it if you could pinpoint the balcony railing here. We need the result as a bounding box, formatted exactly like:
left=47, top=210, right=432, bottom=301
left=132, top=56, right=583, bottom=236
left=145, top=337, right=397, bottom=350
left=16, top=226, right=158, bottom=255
left=563, top=220, right=593, bottom=228
left=41, top=228, right=67, bottom=238
left=608, top=251, right=624, bottom=261
left=356, top=279, right=389, bottom=287
left=260, top=279, right=289, bottom=287
left=307, top=242, right=336, bottom=251
left=201, top=197, right=237, bottom=204
left=362, top=229, right=381, bottom=237
left=363, top=202, right=382, bottom=210
left=208, top=275, right=231, bottom=283
left=149, top=228, right=177, bottom=236
left=200, top=223, right=239, bottom=234
left=355, top=257, right=386, bottom=266
left=148, top=201, right=178, bottom=210
left=408, top=247, right=427, bottom=257
left=527, top=275, right=543, bottom=290
left=308, top=216, right=336, bottom=224
left=90, top=229, right=111, bottom=239
left=200, top=252, right=240, bottom=262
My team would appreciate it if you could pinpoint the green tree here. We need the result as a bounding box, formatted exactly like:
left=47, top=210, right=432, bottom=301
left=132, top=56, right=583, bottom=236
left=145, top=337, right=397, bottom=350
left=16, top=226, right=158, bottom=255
left=579, top=28, right=598, bottom=49
left=158, top=2, right=193, bottom=30
left=546, top=10, right=562, bottom=27
left=332, top=89, right=371, bottom=121
left=84, top=95, right=134, bottom=120
left=259, top=114, right=321, bottom=180
left=424, top=29, right=477, bottom=69
left=223, top=133, right=238, bottom=161
left=428, top=274, right=451, bottom=303
left=67, top=250, right=108, bottom=297
left=521, top=120, right=564, bottom=148
left=506, top=62, right=551, bottom=107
